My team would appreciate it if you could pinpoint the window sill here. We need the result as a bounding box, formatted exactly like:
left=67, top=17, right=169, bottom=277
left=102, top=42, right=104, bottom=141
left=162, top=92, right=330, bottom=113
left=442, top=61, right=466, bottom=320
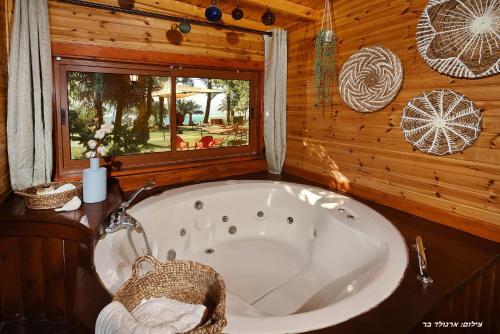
left=55, top=155, right=267, bottom=191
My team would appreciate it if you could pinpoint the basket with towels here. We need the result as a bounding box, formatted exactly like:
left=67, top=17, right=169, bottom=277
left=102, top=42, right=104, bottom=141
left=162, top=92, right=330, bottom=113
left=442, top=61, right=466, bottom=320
left=96, top=256, right=227, bottom=334
left=15, top=181, right=82, bottom=210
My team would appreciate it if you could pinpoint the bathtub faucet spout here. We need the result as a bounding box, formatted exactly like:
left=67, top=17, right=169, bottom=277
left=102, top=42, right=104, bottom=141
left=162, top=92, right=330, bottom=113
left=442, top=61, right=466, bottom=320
left=104, top=182, right=156, bottom=234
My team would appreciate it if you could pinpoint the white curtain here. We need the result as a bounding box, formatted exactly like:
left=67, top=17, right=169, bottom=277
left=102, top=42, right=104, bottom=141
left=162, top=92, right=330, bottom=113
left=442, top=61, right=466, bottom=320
left=7, top=0, right=53, bottom=190
left=264, top=29, right=287, bottom=174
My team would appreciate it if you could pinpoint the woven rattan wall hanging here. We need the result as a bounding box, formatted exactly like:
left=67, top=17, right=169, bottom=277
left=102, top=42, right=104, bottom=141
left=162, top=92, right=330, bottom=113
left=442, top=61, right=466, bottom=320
left=401, top=89, right=482, bottom=155
left=339, top=46, right=403, bottom=113
left=416, top=0, right=500, bottom=79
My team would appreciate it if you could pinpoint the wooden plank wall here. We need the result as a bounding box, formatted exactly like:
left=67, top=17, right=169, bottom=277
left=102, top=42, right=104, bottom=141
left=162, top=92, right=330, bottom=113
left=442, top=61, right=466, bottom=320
left=47, top=0, right=265, bottom=64
left=285, top=0, right=500, bottom=242
left=0, top=0, right=11, bottom=203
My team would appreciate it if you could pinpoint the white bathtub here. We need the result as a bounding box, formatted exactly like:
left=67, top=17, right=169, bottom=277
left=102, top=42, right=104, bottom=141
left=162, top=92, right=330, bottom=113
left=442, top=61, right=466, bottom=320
left=94, top=180, right=408, bottom=333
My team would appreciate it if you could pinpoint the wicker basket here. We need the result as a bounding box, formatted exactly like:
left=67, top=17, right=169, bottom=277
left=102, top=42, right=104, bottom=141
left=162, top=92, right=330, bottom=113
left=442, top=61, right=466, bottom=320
left=114, top=256, right=227, bottom=334
left=15, top=181, right=82, bottom=210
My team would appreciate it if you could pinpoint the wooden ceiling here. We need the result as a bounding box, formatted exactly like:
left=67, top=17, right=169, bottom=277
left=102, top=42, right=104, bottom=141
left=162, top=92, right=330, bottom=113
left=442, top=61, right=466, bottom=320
left=90, top=0, right=325, bottom=30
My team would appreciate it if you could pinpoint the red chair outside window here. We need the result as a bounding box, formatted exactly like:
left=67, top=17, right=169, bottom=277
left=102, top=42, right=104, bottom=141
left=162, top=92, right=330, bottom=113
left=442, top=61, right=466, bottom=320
left=176, top=135, right=189, bottom=150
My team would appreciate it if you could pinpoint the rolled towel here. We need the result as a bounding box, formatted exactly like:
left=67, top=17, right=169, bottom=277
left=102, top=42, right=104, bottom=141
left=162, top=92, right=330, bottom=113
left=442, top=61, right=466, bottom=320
left=55, top=196, right=81, bottom=212
left=96, top=297, right=206, bottom=334
left=37, top=183, right=76, bottom=195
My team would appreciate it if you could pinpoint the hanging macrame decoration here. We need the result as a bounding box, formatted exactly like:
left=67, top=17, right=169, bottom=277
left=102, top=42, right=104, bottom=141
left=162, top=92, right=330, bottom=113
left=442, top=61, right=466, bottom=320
left=401, top=89, right=482, bottom=155
left=416, top=0, right=500, bottom=78
left=315, top=0, right=337, bottom=107
left=339, top=46, right=403, bottom=112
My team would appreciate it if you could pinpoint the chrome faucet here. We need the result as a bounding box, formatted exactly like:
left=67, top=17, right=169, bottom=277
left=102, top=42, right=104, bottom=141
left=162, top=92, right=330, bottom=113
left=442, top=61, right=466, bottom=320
left=104, top=182, right=156, bottom=234
left=415, top=235, right=433, bottom=285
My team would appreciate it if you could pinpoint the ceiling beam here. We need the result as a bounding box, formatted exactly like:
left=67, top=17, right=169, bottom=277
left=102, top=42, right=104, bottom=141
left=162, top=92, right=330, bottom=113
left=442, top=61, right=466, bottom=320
left=238, top=0, right=319, bottom=21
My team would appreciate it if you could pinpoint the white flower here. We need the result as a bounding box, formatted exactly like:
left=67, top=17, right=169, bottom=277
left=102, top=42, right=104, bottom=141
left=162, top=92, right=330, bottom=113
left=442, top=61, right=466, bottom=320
left=97, top=146, right=107, bottom=156
left=85, top=151, right=96, bottom=158
left=94, top=129, right=106, bottom=139
left=101, top=123, right=114, bottom=134
left=87, top=139, right=97, bottom=149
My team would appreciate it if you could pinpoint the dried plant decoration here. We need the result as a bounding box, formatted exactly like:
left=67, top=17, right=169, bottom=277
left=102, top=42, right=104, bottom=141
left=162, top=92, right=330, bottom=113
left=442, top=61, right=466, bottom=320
left=339, top=46, right=403, bottom=113
left=401, top=89, right=482, bottom=155
left=416, top=0, right=500, bottom=78
left=315, top=0, right=337, bottom=107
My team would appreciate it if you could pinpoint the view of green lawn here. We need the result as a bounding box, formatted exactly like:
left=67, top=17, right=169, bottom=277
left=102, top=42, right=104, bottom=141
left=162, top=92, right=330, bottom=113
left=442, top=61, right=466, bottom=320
left=70, top=128, right=243, bottom=159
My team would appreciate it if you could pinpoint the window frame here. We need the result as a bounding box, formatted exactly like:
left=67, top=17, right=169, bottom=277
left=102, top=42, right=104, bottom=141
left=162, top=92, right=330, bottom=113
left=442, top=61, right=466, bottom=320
left=53, top=57, right=263, bottom=179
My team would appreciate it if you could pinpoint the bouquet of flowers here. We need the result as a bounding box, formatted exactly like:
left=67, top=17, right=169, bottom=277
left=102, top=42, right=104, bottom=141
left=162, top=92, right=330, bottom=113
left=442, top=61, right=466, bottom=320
left=85, top=123, right=114, bottom=158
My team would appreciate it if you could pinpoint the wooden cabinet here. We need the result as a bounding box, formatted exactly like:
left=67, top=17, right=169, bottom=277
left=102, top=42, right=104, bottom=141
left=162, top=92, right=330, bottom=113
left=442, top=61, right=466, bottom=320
left=0, top=181, right=121, bottom=333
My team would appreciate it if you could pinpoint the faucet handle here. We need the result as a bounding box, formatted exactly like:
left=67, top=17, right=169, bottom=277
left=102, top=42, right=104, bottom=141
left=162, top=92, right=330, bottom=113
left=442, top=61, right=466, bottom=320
left=415, top=236, right=433, bottom=285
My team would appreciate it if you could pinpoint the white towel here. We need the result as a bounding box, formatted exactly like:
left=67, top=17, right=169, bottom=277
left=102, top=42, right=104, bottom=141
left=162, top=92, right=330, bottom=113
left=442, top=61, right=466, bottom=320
left=96, top=297, right=206, bottom=334
left=55, top=196, right=81, bottom=212
left=37, top=183, right=76, bottom=195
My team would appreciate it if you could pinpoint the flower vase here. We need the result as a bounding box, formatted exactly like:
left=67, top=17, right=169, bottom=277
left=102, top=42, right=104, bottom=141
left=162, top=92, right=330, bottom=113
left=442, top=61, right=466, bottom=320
left=83, top=157, right=107, bottom=203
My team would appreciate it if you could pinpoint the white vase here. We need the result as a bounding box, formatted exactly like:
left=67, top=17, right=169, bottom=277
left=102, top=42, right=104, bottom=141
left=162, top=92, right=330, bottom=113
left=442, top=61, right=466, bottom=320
left=83, top=157, right=107, bottom=203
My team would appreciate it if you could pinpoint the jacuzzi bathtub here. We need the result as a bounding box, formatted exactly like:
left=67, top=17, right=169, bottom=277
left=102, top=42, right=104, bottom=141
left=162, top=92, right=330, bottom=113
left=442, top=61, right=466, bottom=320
left=94, top=180, right=408, bottom=333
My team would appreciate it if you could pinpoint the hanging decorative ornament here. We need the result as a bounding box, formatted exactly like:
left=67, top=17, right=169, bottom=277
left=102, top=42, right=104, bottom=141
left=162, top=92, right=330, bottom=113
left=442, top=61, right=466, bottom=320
left=315, top=0, right=337, bottom=107
left=401, top=89, right=482, bottom=155
left=261, top=7, right=276, bottom=26
left=118, top=0, right=134, bottom=9
left=416, top=0, right=499, bottom=79
left=232, top=5, right=244, bottom=20
left=179, top=19, right=192, bottom=34
left=205, top=0, right=223, bottom=23
left=339, top=46, right=403, bottom=113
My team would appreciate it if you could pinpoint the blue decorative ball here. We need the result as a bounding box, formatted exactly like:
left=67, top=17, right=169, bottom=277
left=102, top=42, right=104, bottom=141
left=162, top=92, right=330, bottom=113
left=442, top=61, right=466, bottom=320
left=179, top=21, right=191, bottom=34
left=205, top=5, right=222, bottom=22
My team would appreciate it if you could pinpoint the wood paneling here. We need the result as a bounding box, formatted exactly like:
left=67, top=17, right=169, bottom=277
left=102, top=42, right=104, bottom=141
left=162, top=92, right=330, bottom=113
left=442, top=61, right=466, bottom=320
left=285, top=0, right=500, bottom=242
left=48, top=0, right=265, bottom=64
left=416, top=262, right=499, bottom=333
left=0, top=0, right=11, bottom=203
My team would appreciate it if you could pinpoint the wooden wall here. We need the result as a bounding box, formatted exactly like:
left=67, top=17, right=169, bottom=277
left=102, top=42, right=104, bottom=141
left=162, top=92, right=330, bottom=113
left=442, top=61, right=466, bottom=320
left=0, top=0, right=11, bottom=204
left=285, top=0, right=500, bottom=242
left=48, top=0, right=265, bottom=64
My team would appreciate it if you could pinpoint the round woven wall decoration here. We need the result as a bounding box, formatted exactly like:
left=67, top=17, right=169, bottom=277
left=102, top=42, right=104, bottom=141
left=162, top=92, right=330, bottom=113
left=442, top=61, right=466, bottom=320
left=401, top=89, right=482, bottom=155
left=339, top=46, right=403, bottom=113
left=416, top=0, right=500, bottom=79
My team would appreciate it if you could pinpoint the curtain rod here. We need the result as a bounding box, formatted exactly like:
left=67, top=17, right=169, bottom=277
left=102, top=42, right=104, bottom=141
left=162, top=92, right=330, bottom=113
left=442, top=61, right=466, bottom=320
left=59, top=0, right=273, bottom=37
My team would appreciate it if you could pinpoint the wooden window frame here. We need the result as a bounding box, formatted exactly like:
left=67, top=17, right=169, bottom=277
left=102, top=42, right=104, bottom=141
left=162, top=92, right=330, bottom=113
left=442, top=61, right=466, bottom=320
left=53, top=57, right=264, bottom=180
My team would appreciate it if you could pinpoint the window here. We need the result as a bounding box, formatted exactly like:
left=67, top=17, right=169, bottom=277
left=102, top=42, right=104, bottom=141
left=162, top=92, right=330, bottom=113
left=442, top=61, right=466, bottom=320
left=67, top=72, right=172, bottom=159
left=54, top=59, right=262, bottom=178
left=175, top=77, right=250, bottom=151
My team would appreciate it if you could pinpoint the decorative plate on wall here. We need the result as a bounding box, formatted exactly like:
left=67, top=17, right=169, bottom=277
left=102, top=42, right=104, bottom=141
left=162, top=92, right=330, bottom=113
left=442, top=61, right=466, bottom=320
left=416, top=0, right=500, bottom=79
left=401, top=89, right=482, bottom=155
left=339, top=46, right=403, bottom=113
